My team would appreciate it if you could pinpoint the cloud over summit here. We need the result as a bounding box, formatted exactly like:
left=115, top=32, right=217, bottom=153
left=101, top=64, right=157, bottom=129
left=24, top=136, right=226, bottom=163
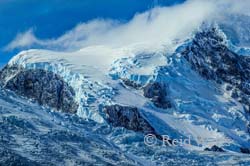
left=5, top=0, right=250, bottom=52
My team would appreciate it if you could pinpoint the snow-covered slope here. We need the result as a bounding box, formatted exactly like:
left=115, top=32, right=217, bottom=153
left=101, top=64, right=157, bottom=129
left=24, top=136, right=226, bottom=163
left=1, top=77, right=250, bottom=165
left=1, top=22, right=250, bottom=165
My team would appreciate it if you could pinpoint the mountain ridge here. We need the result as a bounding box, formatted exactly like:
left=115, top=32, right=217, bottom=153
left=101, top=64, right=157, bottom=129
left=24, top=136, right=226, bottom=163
left=1, top=25, right=250, bottom=165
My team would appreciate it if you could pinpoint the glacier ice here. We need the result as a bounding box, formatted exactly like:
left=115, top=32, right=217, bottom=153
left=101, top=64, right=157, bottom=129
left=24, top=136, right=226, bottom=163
left=1, top=22, right=250, bottom=165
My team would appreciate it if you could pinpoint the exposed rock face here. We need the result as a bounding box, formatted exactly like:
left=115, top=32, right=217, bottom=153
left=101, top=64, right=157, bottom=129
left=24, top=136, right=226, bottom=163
left=0, top=65, right=78, bottom=113
left=204, top=145, right=225, bottom=152
left=240, top=147, right=250, bottom=154
left=103, top=104, right=157, bottom=134
left=121, top=78, right=142, bottom=89
left=182, top=28, right=250, bottom=112
left=247, top=124, right=250, bottom=133
left=143, top=82, right=171, bottom=109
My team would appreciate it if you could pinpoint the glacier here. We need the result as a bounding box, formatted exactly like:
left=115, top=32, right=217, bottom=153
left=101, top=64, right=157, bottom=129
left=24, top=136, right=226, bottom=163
left=1, top=3, right=250, bottom=164
left=1, top=24, right=250, bottom=165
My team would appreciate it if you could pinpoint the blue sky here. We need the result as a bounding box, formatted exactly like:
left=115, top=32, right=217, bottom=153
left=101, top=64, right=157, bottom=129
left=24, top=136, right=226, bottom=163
left=0, top=0, right=185, bottom=66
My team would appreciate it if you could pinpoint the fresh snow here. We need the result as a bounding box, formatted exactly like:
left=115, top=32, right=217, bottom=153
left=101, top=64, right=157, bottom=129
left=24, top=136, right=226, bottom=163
left=2, top=22, right=250, bottom=165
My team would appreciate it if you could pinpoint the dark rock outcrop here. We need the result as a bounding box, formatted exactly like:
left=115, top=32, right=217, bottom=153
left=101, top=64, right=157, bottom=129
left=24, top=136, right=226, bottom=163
left=182, top=27, right=250, bottom=112
left=247, top=124, right=250, bottom=133
left=143, top=82, right=171, bottom=109
left=204, top=145, right=225, bottom=152
left=0, top=65, right=78, bottom=113
left=121, top=78, right=142, bottom=89
left=240, top=147, right=250, bottom=154
left=103, top=104, right=157, bottom=134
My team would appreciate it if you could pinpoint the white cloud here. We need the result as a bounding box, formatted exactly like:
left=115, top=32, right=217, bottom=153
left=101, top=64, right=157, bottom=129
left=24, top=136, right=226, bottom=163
left=5, top=29, right=40, bottom=51
left=5, top=0, right=250, bottom=52
left=215, top=0, right=250, bottom=16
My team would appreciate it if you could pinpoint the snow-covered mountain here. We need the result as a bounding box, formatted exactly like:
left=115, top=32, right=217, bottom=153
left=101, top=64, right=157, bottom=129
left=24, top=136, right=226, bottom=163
left=1, top=1, right=250, bottom=164
left=1, top=23, right=250, bottom=165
